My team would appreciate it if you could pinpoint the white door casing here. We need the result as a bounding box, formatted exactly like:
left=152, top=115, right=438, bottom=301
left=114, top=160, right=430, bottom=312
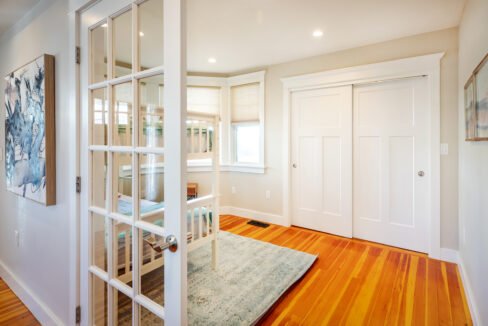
left=353, top=77, right=429, bottom=252
left=291, top=86, right=352, bottom=237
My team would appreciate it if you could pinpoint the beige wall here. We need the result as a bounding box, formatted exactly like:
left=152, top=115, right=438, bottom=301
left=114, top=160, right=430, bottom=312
left=223, top=27, right=459, bottom=250
left=458, top=0, right=488, bottom=323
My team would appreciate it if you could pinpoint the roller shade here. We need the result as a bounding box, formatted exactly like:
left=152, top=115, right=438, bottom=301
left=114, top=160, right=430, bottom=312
left=231, top=82, right=260, bottom=122
left=187, top=86, right=220, bottom=115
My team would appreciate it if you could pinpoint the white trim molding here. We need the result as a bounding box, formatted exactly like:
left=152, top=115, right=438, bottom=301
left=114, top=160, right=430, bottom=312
left=457, top=255, right=481, bottom=325
left=440, top=248, right=459, bottom=264
left=220, top=206, right=286, bottom=226
left=0, top=260, right=64, bottom=326
left=282, top=53, right=444, bottom=259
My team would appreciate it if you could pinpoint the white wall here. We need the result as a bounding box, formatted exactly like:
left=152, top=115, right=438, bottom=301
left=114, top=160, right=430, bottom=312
left=224, top=27, right=460, bottom=250
left=0, top=0, right=73, bottom=324
left=458, top=0, right=488, bottom=323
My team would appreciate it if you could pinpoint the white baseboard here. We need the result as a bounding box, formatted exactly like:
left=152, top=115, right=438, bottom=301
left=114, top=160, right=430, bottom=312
left=0, top=259, right=63, bottom=326
left=457, top=255, right=481, bottom=325
left=220, top=206, right=287, bottom=226
left=439, top=248, right=459, bottom=264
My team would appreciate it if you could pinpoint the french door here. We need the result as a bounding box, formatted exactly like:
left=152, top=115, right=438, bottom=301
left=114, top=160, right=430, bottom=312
left=80, top=0, right=187, bottom=325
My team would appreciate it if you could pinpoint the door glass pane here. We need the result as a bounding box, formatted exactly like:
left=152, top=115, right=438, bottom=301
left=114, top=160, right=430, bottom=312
left=113, top=152, right=133, bottom=215
left=92, top=151, right=107, bottom=209
left=92, top=276, right=108, bottom=325
left=91, top=23, right=107, bottom=83
left=141, top=306, right=164, bottom=325
left=113, top=222, right=133, bottom=285
left=139, top=0, right=164, bottom=71
left=139, top=230, right=164, bottom=305
left=114, top=82, right=133, bottom=146
left=92, top=88, right=108, bottom=145
left=139, top=75, right=164, bottom=147
left=115, top=289, right=133, bottom=325
left=113, top=10, right=132, bottom=78
left=139, top=154, right=164, bottom=227
left=91, top=213, right=108, bottom=271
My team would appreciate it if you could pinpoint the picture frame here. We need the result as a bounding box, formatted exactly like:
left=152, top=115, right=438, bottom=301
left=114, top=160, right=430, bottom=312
left=474, top=53, right=488, bottom=140
left=4, top=54, right=56, bottom=205
left=464, top=75, right=476, bottom=140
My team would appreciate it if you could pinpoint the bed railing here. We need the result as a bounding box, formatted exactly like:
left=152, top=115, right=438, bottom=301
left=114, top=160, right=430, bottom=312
left=115, top=194, right=217, bottom=284
left=187, top=113, right=216, bottom=160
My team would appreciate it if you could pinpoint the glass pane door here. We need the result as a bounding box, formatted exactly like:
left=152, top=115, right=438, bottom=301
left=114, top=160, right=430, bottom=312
left=80, top=0, right=187, bottom=324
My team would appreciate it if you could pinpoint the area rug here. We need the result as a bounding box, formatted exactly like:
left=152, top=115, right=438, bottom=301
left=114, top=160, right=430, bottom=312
left=119, top=231, right=317, bottom=325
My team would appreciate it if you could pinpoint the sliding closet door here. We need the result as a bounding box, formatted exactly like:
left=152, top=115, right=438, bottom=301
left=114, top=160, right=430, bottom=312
left=291, top=86, right=352, bottom=237
left=353, top=77, right=429, bottom=253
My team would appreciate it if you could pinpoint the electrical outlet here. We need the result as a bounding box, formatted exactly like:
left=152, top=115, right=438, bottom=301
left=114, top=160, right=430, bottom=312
left=231, top=186, right=236, bottom=194
left=15, top=230, right=20, bottom=248
left=440, top=143, right=449, bottom=156
left=265, top=190, right=271, bottom=199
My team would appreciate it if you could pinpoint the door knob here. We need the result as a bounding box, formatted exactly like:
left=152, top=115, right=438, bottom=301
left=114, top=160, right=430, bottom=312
left=418, top=171, right=425, bottom=177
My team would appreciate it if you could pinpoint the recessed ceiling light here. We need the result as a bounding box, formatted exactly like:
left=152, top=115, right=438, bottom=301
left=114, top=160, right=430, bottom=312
left=101, top=23, right=108, bottom=28
left=139, top=31, right=145, bottom=37
left=312, top=29, right=323, bottom=38
left=208, top=57, right=217, bottom=64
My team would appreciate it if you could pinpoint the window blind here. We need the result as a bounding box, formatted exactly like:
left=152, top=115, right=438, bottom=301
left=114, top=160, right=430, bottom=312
left=187, top=86, right=220, bottom=115
left=231, top=82, right=260, bottom=122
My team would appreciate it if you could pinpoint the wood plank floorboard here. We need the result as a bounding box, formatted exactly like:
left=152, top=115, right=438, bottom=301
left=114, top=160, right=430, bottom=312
left=221, top=215, right=472, bottom=326
left=0, top=278, right=40, bottom=326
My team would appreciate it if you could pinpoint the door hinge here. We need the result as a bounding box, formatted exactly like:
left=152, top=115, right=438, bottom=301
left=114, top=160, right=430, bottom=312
left=76, top=306, right=81, bottom=324
left=76, top=176, right=81, bottom=194
left=76, top=46, right=80, bottom=64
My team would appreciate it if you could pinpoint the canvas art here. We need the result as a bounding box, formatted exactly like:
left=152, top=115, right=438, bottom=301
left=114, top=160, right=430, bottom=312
left=4, top=54, right=56, bottom=205
left=475, top=54, right=488, bottom=139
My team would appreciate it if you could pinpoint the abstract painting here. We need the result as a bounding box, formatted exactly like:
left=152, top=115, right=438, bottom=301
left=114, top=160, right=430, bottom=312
left=4, top=54, right=56, bottom=205
left=475, top=53, right=488, bottom=140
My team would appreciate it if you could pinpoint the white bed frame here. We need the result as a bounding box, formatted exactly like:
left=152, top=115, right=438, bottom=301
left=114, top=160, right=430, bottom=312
left=115, top=113, right=220, bottom=284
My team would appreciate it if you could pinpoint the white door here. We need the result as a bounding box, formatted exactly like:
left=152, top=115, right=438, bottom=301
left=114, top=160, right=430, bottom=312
left=353, top=77, right=429, bottom=252
left=80, top=0, right=188, bottom=325
left=291, top=86, right=352, bottom=237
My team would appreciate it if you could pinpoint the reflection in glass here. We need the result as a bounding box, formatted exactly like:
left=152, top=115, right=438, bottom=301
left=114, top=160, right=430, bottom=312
left=139, top=154, right=164, bottom=227
left=141, top=306, right=164, bottom=325
left=91, top=88, right=108, bottom=145
left=113, top=221, right=133, bottom=286
left=113, top=83, right=133, bottom=146
left=113, top=10, right=132, bottom=78
left=113, top=152, right=133, bottom=215
left=139, top=230, right=164, bottom=306
left=92, top=276, right=107, bottom=325
left=115, top=289, right=133, bottom=326
left=91, top=213, right=108, bottom=271
left=91, top=24, right=107, bottom=83
left=91, top=151, right=107, bottom=209
left=139, top=0, right=164, bottom=70
left=139, top=75, right=164, bottom=147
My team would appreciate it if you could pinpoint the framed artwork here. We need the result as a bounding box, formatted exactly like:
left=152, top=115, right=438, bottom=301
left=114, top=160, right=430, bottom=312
left=465, top=75, right=476, bottom=140
left=474, top=53, right=488, bottom=140
left=4, top=54, right=56, bottom=205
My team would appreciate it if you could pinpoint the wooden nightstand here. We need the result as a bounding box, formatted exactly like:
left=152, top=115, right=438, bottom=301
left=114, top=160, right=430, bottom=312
left=187, top=183, right=198, bottom=199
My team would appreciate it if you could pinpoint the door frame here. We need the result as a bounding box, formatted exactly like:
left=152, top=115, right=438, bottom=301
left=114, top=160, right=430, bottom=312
left=281, top=53, right=444, bottom=259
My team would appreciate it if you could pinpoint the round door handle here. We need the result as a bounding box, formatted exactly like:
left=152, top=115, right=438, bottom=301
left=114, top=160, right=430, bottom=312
left=418, top=171, right=425, bottom=177
left=293, top=163, right=297, bottom=168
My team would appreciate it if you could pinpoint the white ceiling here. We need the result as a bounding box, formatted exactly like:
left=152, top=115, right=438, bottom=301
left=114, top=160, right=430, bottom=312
left=0, top=0, right=40, bottom=37
left=186, top=0, right=466, bottom=73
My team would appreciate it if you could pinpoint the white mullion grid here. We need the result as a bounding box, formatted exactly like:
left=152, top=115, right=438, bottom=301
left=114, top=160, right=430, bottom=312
left=110, top=145, right=133, bottom=153
left=135, top=221, right=165, bottom=237
left=135, top=146, right=165, bottom=155
left=132, top=3, right=141, bottom=324
left=108, top=212, right=132, bottom=225
left=89, top=145, right=109, bottom=152
left=88, top=80, right=109, bottom=90
left=106, top=14, right=115, bottom=326
left=109, top=278, right=134, bottom=299
left=135, top=295, right=165, bottom=320
left=89, top=266, right=109, bottom=282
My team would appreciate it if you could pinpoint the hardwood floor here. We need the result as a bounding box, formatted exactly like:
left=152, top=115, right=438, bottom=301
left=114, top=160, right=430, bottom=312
left=220, top=215, right=472, bottom=326
left=0, top=278, right=39, bottom=326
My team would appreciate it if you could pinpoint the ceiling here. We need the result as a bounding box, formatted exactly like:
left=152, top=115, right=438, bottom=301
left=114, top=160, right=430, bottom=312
left=185, top=0, right=466, bottom=73
left=0, top=0, right=40, bottom=37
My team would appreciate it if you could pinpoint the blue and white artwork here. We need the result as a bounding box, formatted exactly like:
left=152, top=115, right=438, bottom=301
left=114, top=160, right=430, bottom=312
left=5, top=55, right=55, bottom=205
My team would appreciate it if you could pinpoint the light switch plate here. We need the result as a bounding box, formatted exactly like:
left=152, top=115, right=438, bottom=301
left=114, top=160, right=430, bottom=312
left=440, top=143, right=448, bottom=156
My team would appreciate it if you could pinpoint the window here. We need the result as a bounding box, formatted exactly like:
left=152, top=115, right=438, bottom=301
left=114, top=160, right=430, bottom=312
left=228, top=72, right=265, bottom=170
